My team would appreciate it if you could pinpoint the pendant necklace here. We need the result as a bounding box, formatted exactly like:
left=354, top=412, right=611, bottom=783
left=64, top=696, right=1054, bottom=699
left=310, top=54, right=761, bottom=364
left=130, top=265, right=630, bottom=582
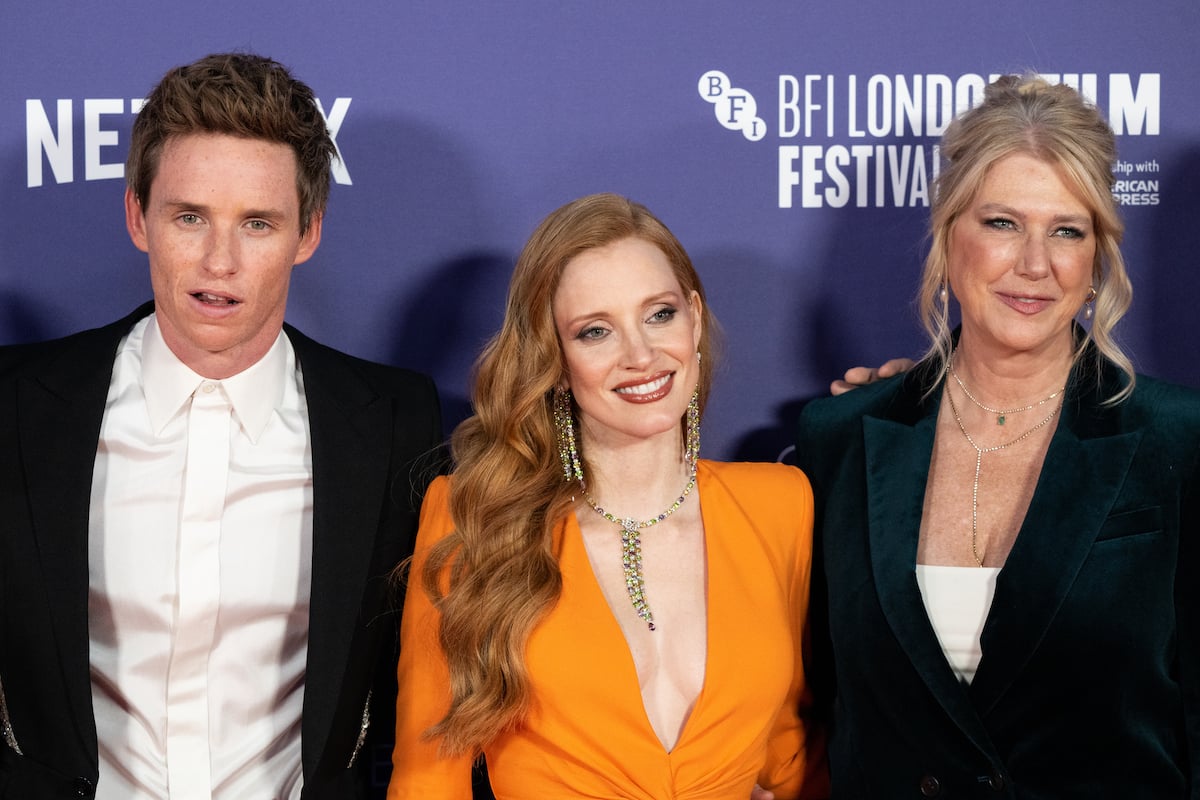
left=949, top=361, right=1063, bottom=426
left=583, top=469, right=696, bottom=631
left=945, top=378, right=1063, bottom=567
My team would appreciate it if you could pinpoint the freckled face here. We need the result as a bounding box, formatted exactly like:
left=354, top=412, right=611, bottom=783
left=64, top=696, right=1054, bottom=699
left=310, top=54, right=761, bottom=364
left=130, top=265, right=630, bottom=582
left=125, top=133, right=321, bottom=378
left=948, top=153, right=1096, bottom=361
left=553, top=237, right=702, bottom=451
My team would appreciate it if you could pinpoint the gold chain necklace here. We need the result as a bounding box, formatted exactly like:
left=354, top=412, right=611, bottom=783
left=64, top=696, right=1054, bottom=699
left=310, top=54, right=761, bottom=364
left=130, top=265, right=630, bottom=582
left=949, top=362, right=1064, bottom=426
left=583, top=469, right=696, bottom=631
left=945, top=380, right=1063, bottom=567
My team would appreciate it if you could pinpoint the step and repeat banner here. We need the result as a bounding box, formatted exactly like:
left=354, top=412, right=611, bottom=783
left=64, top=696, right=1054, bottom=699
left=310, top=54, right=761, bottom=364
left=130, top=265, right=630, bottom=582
left=3, top=1, right=1197, bottom=459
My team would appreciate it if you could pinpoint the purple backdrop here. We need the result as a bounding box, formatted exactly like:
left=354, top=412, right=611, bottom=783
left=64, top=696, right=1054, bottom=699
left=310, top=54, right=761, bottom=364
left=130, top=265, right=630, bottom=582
left=3, top=0, right=1198, bottom=459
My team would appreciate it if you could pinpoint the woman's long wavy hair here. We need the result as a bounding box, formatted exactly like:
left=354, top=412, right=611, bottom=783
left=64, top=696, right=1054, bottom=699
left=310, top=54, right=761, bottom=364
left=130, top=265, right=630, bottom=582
left=422, top=193, right=718, bottom=756
left=917, top=74, right=1135, bottom=403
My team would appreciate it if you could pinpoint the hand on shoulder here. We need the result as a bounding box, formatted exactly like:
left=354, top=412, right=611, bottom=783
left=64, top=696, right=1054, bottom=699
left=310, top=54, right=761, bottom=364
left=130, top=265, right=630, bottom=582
left=830, top=357, right=914, bottom=395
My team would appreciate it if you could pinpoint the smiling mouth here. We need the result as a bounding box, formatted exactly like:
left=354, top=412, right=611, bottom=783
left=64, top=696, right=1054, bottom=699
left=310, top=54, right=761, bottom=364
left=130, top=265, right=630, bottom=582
left=192, top=292, right=239, bottom=306
left=998, top=293, right=1053, bottom=314
left=615, top=374, right=672, bottom=397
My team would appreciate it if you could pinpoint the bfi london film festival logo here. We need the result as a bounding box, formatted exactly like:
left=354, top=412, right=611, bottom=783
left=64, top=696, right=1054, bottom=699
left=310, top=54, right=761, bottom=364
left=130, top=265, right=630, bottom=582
left=24, top=97, right=354, bottom=188
left=698, top=69, right=1163, bottom=210
left=697, top=71, right=767, bottom=143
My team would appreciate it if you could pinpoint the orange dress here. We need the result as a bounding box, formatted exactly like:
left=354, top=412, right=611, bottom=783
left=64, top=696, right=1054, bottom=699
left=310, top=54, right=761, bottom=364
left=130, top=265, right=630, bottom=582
left=389, top=460, right=826, bottom=799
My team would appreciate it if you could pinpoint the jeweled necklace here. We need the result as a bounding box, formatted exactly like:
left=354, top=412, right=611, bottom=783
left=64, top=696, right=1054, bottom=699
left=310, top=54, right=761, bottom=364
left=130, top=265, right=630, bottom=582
left=945, top=377, right=1063, bottom=567
left=949, top=362, right=1064, bottom=426
left=583, top=467, right=697, bottom=632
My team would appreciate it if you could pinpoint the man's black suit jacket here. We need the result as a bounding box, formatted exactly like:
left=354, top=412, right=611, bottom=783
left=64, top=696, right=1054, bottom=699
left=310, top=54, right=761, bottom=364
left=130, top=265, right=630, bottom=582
left=0, top=303, right=443, bottom=799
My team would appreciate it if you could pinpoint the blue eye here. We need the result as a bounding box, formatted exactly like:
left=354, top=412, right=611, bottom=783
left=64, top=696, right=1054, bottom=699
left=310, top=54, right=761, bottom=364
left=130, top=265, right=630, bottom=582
left=649, top=306, right=678, bottom=323
left=1054, top=226, right=1085, bottom=239
left=180, top=213, right=201, bottom=225
left=985, top=218, right=1015, bottom=230
left=577, top=326, right=608, bottom=341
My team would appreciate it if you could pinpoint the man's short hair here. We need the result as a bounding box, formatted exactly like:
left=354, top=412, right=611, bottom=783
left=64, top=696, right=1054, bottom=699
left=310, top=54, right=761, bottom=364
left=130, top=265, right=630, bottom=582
left=126, top=52, right=335, bottom=233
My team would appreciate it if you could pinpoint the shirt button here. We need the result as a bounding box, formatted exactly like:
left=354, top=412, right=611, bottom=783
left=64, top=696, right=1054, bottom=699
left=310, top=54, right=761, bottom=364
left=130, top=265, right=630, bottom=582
left=201, top=382, right=217, bottom=393
left=919, top=774, right=941, bottom=797
left=988, top=770, right=1006, bottom=791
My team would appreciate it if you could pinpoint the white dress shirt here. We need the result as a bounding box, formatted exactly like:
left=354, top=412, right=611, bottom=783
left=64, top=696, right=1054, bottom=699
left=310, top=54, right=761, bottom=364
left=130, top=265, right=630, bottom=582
left=89, top=314, right=313, bottom=799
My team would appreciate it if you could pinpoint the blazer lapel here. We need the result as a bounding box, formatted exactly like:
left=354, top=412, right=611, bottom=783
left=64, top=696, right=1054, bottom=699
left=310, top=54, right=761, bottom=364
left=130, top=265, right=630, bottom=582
left=16, top=305, right=153, bottom=757
left=970, top=370, right=1139, bottom=713
left=288, top=329, right=394, bottom=770
left=863, top=408, right=998, bottom=755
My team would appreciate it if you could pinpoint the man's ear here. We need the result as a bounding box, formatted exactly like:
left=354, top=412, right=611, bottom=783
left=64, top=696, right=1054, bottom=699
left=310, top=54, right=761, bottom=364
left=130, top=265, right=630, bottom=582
left=124, top=188, right=149, bottom=253
left=294, top=212, right=323, bottom=265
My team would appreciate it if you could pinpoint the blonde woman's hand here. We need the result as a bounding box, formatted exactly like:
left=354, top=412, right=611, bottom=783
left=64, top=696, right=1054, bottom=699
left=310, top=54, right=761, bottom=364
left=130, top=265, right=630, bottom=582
left=830, top=357, right=915, bottom=396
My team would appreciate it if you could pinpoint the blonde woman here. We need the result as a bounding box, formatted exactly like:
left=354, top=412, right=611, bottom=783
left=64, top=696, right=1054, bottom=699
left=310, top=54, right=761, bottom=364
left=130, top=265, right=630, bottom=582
left=798, top=76, right=1200, bottom=797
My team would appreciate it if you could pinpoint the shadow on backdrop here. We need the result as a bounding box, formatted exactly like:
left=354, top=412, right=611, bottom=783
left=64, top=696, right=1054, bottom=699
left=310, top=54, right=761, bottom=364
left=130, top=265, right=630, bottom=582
left=387, top=252, right=512, bottom=433
left=731, top=157, right=931, bottom=462
left=0, top=290, right=57, bottom=345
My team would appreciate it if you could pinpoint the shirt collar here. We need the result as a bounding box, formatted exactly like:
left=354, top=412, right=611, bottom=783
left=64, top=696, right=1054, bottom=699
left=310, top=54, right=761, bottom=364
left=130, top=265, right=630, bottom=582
left=141, top=315, right=294, bottom=443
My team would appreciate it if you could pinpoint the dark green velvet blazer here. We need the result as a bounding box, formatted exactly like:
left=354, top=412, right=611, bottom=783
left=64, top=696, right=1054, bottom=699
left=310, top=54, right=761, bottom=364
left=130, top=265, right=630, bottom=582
left=796, top=350, right=1200, bottom=799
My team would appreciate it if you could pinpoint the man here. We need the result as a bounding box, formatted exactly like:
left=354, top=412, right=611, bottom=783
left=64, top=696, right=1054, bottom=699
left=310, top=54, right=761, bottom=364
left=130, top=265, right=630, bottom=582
left=0, top=53, right=442, bottom=799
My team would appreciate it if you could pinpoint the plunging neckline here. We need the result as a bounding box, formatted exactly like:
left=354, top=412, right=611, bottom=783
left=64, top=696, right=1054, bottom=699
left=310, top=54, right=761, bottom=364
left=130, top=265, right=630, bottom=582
left=569, top=465, right=713, bottom=755
left=391, top=463, right=815, bottom=798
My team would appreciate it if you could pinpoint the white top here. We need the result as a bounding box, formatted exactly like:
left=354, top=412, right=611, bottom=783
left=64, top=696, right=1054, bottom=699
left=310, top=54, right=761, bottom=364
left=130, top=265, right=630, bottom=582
left=914, top=564, right=1001, bottom=684
left=89, top=314, right=313, bottom=800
